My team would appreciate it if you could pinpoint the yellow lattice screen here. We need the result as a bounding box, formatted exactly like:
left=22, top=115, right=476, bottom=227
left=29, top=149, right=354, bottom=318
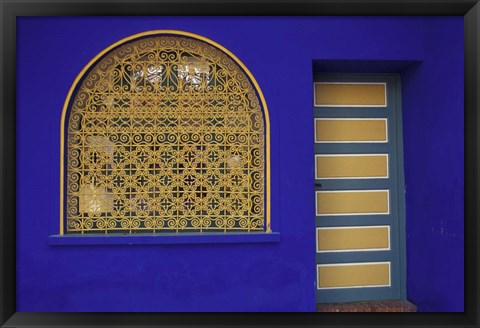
left=66, top=34, right=265, bottom=233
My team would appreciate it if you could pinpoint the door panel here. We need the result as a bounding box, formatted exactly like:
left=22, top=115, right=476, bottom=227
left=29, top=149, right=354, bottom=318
left=315, top=154, right=389, bottom=179
left=314, top=74, right=406, bottom=304
left=314, top=118, right=388, bottom=143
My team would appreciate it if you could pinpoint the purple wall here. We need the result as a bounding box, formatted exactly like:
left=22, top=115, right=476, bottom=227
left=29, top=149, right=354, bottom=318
left=16, top=16, right=463, bottom=312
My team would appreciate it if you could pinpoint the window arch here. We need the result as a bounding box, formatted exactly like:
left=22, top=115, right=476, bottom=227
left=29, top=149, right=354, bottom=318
left=60, top=31, right=270, bottom=234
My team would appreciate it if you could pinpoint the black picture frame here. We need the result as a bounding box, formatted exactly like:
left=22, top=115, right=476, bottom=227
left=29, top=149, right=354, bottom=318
left=1, top=1, right=478, bottom=327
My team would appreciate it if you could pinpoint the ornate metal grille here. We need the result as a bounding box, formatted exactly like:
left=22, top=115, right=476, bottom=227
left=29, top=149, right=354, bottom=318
left=66, top=35, right=265, bottom=233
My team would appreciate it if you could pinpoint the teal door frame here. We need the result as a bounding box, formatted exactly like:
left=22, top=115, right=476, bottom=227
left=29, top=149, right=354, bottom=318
left=314, top=73, right=407, bottom=303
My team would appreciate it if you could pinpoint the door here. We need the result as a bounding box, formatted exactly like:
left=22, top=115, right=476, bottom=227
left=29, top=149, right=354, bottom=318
left=314, top=74, right=406, bottom=303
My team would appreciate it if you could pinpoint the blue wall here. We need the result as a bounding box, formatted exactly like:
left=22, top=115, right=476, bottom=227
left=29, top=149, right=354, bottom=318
left=401, top=18, right=464, bottom=312
left=16, top=16, right=463, bottom=312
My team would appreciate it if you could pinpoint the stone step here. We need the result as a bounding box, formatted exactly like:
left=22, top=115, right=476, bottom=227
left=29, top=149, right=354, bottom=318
left=317, top=300, right=417, bottom=312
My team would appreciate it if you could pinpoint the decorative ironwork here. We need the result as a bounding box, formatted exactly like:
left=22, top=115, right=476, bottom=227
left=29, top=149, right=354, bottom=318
left=66, top=34, right=265, bottom=233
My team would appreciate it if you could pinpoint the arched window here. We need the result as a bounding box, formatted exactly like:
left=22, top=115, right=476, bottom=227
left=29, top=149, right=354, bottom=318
left=60, top=31, right=270, bottom=234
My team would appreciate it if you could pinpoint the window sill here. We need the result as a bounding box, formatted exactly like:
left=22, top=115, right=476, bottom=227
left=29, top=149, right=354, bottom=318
left=48, top=232, right=280, bottom=246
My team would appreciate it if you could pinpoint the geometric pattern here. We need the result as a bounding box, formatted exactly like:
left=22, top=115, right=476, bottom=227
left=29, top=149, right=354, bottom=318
left=66, top=35, right=265, bottom=233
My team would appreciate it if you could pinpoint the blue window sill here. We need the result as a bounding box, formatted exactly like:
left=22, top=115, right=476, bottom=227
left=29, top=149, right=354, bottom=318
left=48, top=232, right=280, bottom=245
